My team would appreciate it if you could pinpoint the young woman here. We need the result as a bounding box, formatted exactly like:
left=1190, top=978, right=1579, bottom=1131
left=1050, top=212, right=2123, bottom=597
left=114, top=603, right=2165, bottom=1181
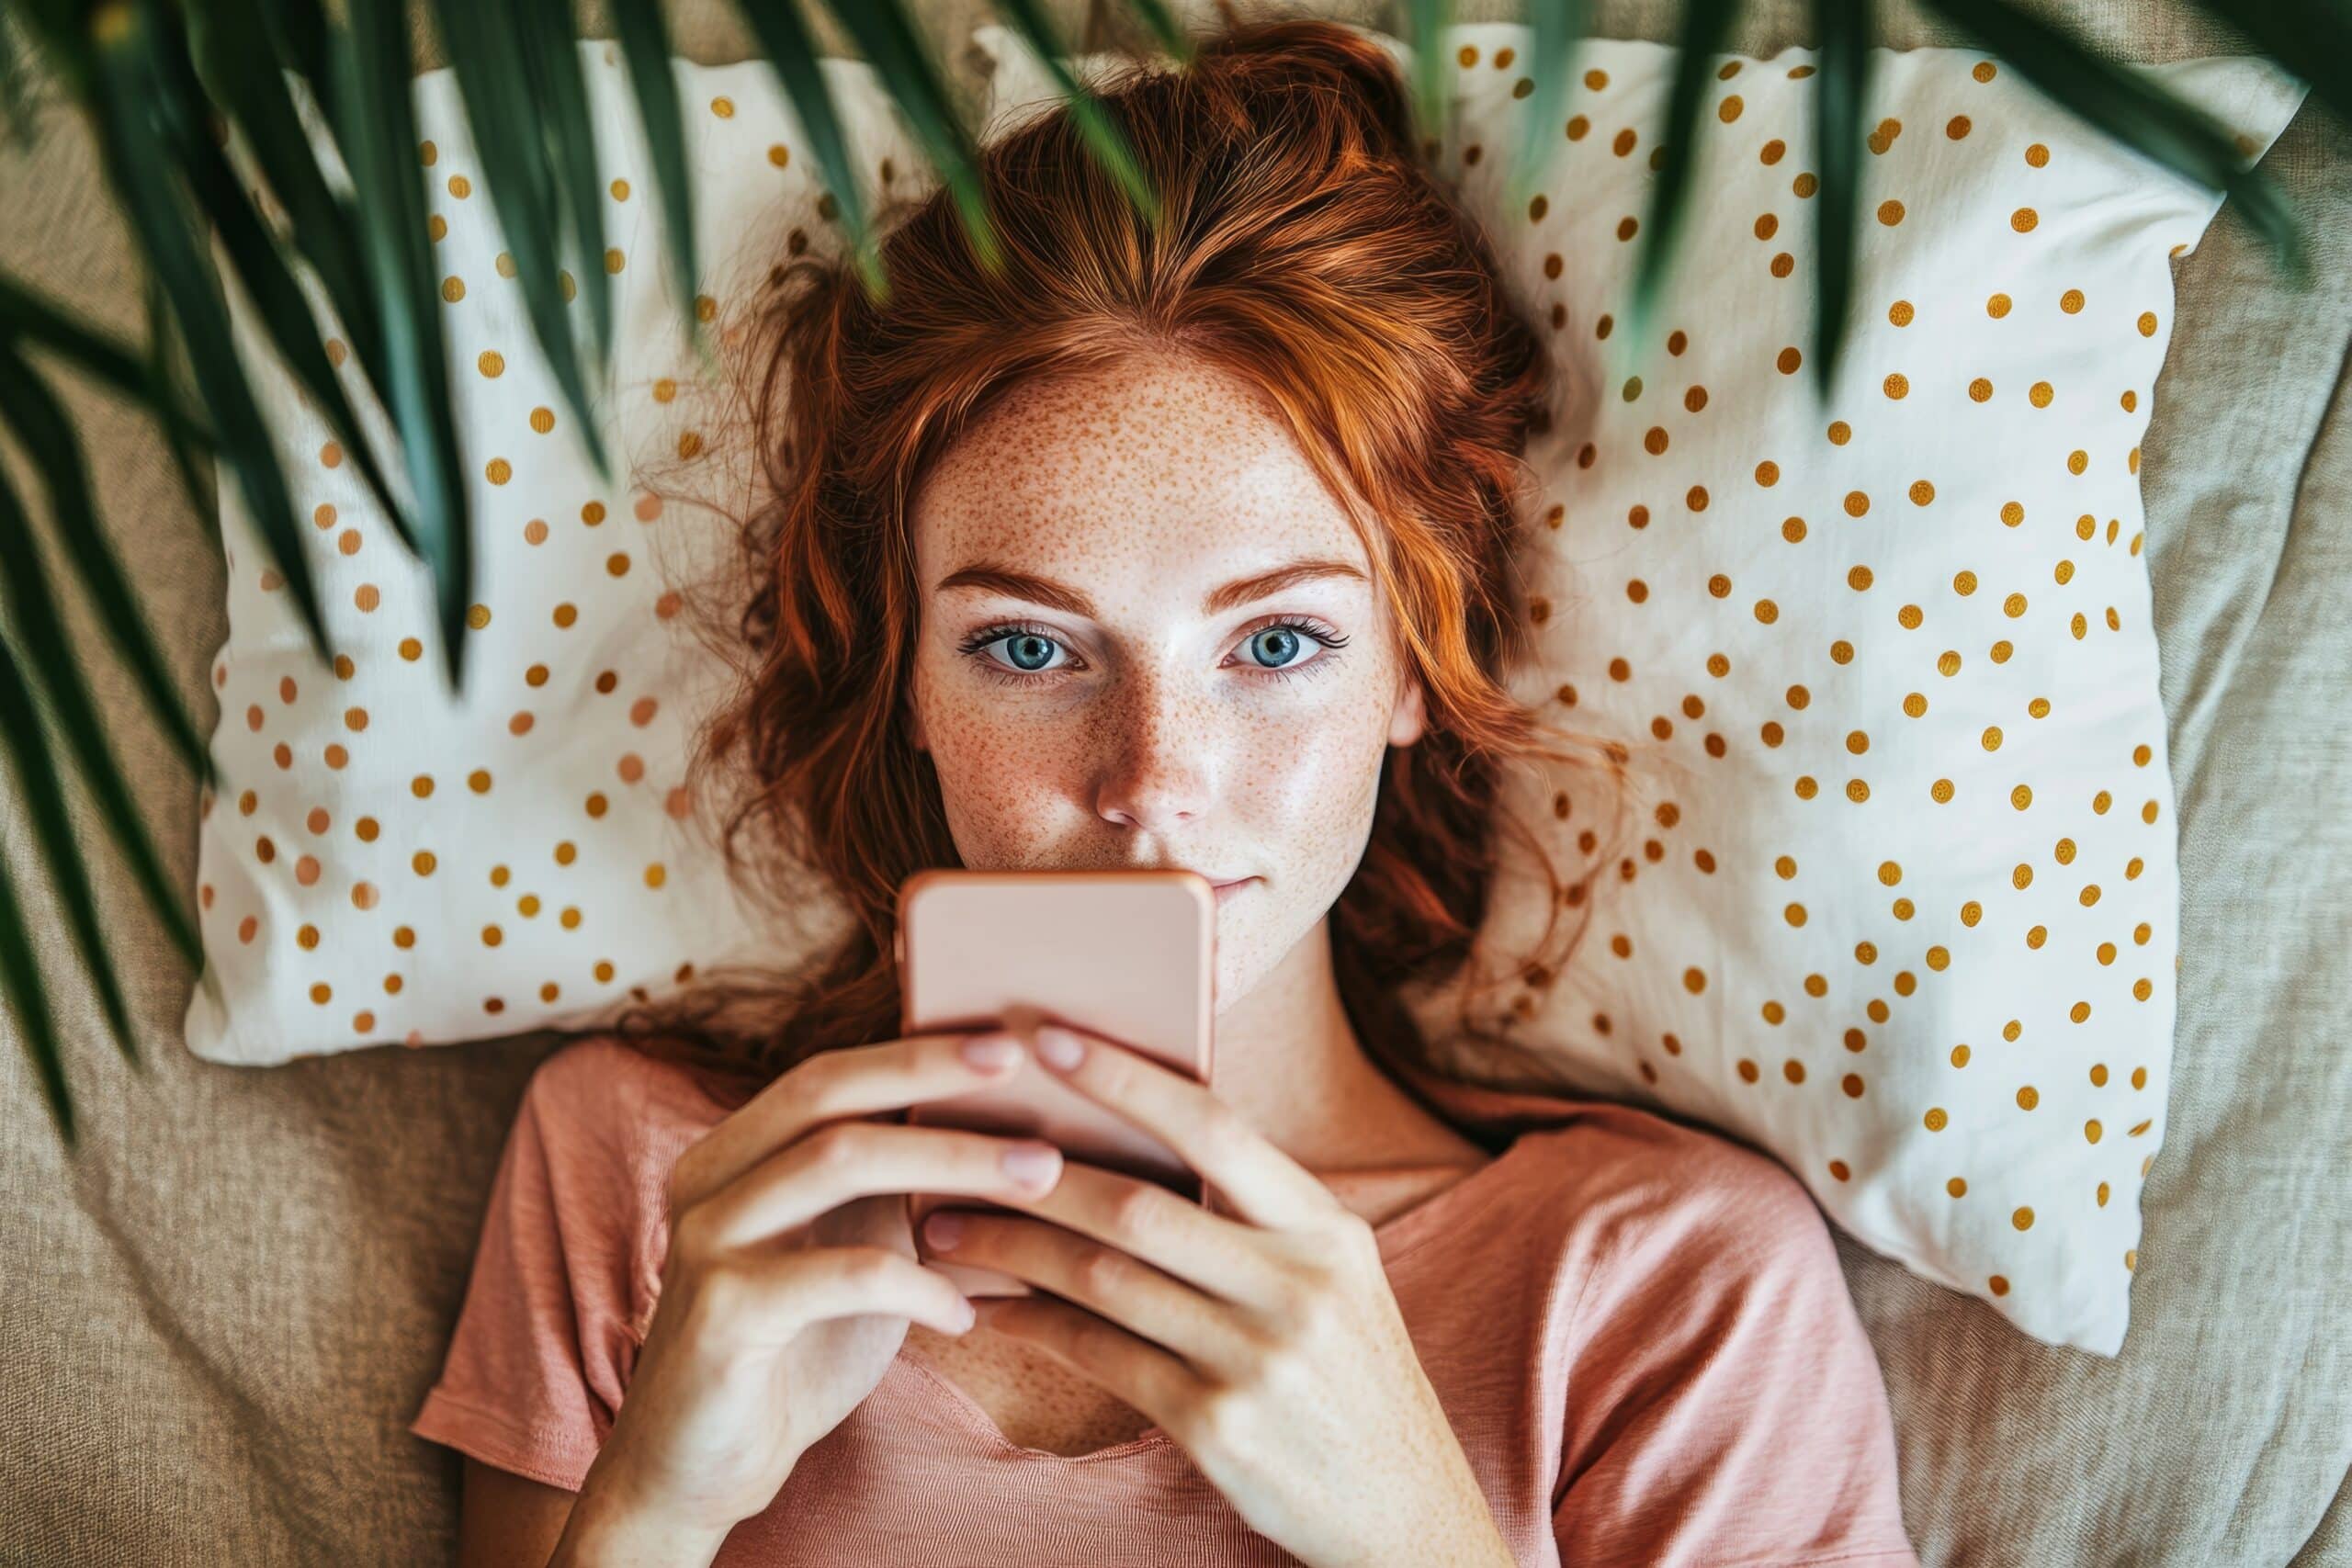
left=411, top=17, right=1917, bottom=1567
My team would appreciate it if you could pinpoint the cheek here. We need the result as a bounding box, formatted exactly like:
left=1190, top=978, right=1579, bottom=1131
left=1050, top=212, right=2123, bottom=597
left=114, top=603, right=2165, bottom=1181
left=1223, top=672, right=1399, bottom=847
left=913, top=657, right=1069, bottom=849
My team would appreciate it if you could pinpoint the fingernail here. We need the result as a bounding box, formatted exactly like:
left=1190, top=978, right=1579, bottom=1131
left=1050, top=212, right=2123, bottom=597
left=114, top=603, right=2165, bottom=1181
left=1001, top=1140, right=1062, bottom=1188
left=963, top=1033, right=1023, bottom=1070
left=925, top=1211, right=965, bottom=1249
left=1034, top=1026, right=1084, bottom=1070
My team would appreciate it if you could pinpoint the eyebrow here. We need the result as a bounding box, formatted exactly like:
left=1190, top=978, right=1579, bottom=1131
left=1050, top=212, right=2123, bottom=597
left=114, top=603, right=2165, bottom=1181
left=933, top=556, right=1368, bottom=620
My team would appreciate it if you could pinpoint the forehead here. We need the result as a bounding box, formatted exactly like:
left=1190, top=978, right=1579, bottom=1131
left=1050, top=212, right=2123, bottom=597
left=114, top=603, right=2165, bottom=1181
left=910, top=350, right=1372, bottom=589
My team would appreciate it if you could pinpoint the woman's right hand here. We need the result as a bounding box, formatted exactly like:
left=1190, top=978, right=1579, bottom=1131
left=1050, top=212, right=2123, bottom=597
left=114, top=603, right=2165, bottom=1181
left=553, top=1028, right=1065, bottom=1562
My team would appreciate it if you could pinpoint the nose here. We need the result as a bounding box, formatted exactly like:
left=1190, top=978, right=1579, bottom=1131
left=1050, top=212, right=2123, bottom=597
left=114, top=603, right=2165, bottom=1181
left=1092, top=679, right=1212, bottom=832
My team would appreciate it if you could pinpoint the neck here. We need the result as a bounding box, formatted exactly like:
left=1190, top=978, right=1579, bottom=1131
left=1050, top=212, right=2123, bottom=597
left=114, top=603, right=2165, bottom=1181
left=1211, top=914, right=1470, bottom=1171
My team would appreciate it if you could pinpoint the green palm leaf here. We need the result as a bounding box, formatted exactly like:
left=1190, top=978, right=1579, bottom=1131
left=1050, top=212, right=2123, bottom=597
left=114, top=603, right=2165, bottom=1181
left=514, top=0, right=618, bottom=421
left=1919, top=0, right=2307, bottom=284
left=607, top=0, right=710, bottom=374
left=0, top=839, right=73, bottom=1147
left=0, top=270, right=211, bottom=444
left=734, top=0, right=890, bottom=299
left=151, top=15, right=414, bottom=549
left=183, top=0, right=398, bottom=483
left=427, top=0, right=615, bottom=491
left=0, top=462, right=203, bottom=977
left=1620, top=0, right=1740, bottom=378
left=1402, top=0, right=1456, bottom=157
left=0, top=336, right=212, bottom=781
left=334, top=0, right=476, bottom=685
left=1506, top=0, right=1591, bottom=211
left=85, top=0, right=333, bottom=664
left=0, top=633, right=143, bottom=1080
left=141, top=262, right=223, bottom=558
left=255, top=0, right=333, bottom=125
left=1809, top=0, right=1872, bottom=402
left=0, top=1, right=36, bottom=151
left=826, top=0, right=1002, bottom=276
left=2185, top=0, right=2352, bottom=131
left=989, top=0, right=1160, bottom=224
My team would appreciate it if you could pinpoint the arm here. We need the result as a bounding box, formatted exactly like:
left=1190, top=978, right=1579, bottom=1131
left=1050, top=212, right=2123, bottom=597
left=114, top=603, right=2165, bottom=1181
left=461, top=1455, right=736, bottom=1568
left=1551, top=1140, right=1918, bottom=1566
left=458, top=1458, right=573, bottom=1568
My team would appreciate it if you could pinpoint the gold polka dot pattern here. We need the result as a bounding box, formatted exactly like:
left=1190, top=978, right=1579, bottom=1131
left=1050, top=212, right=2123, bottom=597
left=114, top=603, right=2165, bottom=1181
left=975, top=21, right=2301, bottom=1356
left=188, top=43, right=927, bottom=1064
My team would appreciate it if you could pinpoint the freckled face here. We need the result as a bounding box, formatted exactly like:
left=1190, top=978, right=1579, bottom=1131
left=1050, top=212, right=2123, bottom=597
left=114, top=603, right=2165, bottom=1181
left=905, top=349, right=1427, bottom=1012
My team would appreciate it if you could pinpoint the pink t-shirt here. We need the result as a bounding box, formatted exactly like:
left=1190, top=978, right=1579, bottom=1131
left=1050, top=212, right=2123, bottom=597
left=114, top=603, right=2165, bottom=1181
left=412, top=1035, right=1917, bottom=1566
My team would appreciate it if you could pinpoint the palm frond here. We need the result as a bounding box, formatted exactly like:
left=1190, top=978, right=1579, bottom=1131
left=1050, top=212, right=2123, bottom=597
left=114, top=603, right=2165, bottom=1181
left=0, top=632, right=143, bottom=1076
left=1620, top=0, right=1740, bottom=374
left=607, top=0, right=710, bottom=375
left=0, top=336, right=212, bottom=781
left=0, top=269, right=210, bottom=435
left=141, top=261, right=223, bottom=555
left=1401, top=0, right=1456, bottom=157
left=1920, top=0, right=2308, bottom=285
left=0, top=461, right=203, bottom=977
left=1506, top=0, right=1591, bottom=211
left=0, top=1, right=39, bottom=151
left=2184, top=0, right=2352, bottom=131
left=153, top=11, right=413, bottom=547
left=825, top=1, right=1003, bottom=276
left=0, top=835, right=74, bottom=1148
left=734, top=0, right=891, bottom=299
left=1809, top=0, right=1872, bottom=403
left=86, top=0, right=334, bottom=663
left=183, top=0, right=401, bottom=521
left=514, top=0, right=619, bottom=446
left=426, top=0, right=615, bottom=493
left=334, top=0, right=476, bottom=685
left=989, top=0, right=1160, bottom=223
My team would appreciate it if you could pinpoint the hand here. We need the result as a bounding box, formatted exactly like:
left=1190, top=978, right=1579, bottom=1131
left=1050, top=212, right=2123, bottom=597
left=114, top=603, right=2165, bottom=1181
left=912, top=1022, right=1516, bottom=1568
left=560, top=1030, right=1069, bottom=1559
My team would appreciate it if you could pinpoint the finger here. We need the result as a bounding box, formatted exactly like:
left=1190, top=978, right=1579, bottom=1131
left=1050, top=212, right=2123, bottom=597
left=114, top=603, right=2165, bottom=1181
left=1026, top=1022, right=1340, bottom=1231
left=703, top=1244, right=978, bottom=1342
left=671, top=1031, right=1028, bottom=1213
left=971, top=1292, right=1205, bottom=1436
left=940, top=1156, right=1298, bottom=1314
left=919, top=1209, right=1259, bottom=1377
left=690, top=1119, right=1066, bottom=1254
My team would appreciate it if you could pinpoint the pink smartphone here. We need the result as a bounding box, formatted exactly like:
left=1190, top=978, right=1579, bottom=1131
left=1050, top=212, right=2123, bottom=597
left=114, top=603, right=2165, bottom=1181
left=894, top=868, right=1219, bottom=1299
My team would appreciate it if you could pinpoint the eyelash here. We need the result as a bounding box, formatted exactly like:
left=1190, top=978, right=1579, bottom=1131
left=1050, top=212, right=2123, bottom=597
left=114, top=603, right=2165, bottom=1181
left=956, top=616, right=1351, bottom=688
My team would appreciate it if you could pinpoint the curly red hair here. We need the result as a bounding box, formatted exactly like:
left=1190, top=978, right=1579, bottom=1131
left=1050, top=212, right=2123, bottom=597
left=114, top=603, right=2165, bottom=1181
left=616, top=14, right=1630, bottom=1100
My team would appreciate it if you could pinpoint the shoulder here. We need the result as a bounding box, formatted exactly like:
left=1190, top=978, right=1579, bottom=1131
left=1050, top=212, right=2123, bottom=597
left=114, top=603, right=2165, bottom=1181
left=1485, top=1100, right=1855, bottom=1364
left=1529, top=1109, right=1914, bottom=1562
left=517, top=1034, right=758, bottom=1156
left=503, top=1036, right=766, bottom=1338
left=505, top=1036, right=763, bottom=1241
left=1531, top=1099, right=1839, bottom=1275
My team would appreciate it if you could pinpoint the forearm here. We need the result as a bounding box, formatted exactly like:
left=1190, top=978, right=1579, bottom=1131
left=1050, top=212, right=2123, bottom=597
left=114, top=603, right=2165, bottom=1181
left=547, top=1470, right=736, bottom=1568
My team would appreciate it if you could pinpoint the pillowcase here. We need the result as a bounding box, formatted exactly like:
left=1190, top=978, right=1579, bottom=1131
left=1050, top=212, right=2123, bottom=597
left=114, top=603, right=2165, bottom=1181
left=186, top=41, right=901, bottom=1065
left=973, top=20, right=2304, bottom=1355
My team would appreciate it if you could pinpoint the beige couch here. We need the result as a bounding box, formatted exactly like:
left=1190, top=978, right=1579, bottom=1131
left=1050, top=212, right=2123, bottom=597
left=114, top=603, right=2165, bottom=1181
left=3, top=1, right=2346, bottom=1562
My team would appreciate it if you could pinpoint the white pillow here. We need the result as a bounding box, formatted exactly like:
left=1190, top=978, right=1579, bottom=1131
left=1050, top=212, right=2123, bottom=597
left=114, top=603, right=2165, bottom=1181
left=186, top=42, right=905, bottom=1064
left=973, top=21, right=2303, bottom=1355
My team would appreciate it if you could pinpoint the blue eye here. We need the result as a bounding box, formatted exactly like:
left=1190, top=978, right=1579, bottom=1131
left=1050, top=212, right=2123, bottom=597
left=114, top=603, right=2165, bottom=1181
left=956, top=617, right=1349, bottom=686
left=998, top=631, right=1060, bottom=673
left=1247, top=626, right=1307, bottom=670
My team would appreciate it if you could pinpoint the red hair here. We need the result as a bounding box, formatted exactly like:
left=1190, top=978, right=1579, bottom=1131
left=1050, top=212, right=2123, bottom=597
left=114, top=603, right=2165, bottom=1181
left=616, top=15, right=1631, bottom=1100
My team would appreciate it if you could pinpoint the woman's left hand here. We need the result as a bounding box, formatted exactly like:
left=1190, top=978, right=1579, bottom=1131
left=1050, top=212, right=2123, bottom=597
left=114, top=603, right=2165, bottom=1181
left=913, top=1021, right=1516, bottom=1568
